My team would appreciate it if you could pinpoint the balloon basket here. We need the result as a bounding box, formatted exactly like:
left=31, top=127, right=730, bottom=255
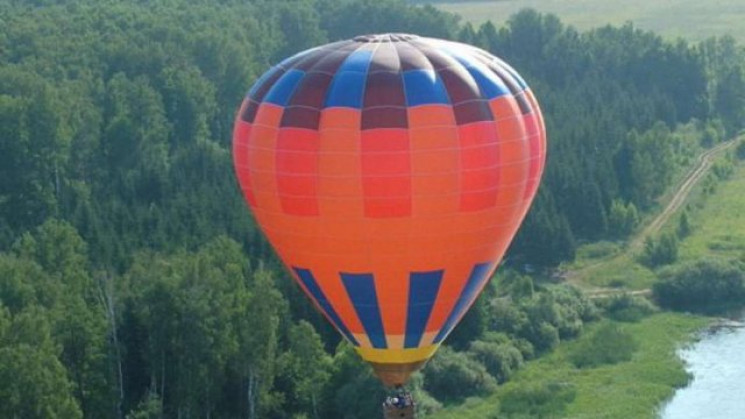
left=382, top=387, right=416, bottom=419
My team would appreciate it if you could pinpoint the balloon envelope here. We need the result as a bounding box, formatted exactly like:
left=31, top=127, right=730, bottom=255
left=232, top=34, right=546, bottom=386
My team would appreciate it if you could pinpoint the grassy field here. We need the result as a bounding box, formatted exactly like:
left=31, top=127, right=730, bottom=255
left=677, top=161, right=745, bottom=262
left=561, top=143, right=744, bottom=291
left=428, top=313, right=709, bottom=419
left=428, top=0, right=745, bottom=43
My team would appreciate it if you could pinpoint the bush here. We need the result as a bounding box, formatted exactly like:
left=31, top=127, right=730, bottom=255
left=524, top=322, right=560, bottom=353
left=510, top=338, right=535, bottom=361
left=736, top=140, right=745, bottom=160
left=712, top=159, right=735, bottom=180
left=577, top=240, right=622, bottom=259
left=489, top=299, right=528, bottom=335
left=677, top=210, right=692, bottom=238
left=489, top=286, right=598, bottom=355
left=608, top=200, right=639, bottom=238
left=405, top=373, right=442, bottom=417
left=653, top=258, right=745, bottom=311
left=423, top=346, right=497, bottom=403
left=496, top=381, right=577, bottom=418
left=467, top=340, right=524, bottom=383
left=570, top=323, right=638, bottom=368
left=639, top=232, right=678, bottom=267
left=599, top=294, right=657, bottom=322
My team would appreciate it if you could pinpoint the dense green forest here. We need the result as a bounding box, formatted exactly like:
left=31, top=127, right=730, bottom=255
left=1, top=0, right=745, bottom=418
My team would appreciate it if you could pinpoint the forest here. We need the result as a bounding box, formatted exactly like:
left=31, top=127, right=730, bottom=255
left=1, top=0, right=745, bottom=418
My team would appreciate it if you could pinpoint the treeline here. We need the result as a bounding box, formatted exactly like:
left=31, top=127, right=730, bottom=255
left=0, top=220, right=611, bottom=418
left=2, top=1, right=745, bottom=269
left=2, top=0, right=745, bottom=417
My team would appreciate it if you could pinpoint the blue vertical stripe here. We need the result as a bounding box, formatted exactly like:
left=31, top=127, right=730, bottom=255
left=248, top=66, right=282, bottom=98
left=434, top=262, right=493, bottom=344
left=403, top=69, right=451, bottom=106
left=405, top=270, right=443, bottom=348
left=293, top=267, right=359, bottom=346
left=264, top=69, right=305, bottom=106
left=442, top=48, right=509, bottom=100
left=324, top=50, right=374, bottom=108
left=341, top=272, right=387, bottom=349
left=466, top=66, right=510, bottom=99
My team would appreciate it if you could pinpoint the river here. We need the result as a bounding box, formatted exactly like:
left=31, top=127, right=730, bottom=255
left=659, top=316, right=745, bottom=419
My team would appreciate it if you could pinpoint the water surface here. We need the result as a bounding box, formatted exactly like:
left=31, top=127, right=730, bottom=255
left=660, top=317, right=745, bottom=419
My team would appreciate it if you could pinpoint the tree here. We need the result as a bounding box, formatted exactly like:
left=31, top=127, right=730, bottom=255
left=467, top=340, right=523, bottom=383
left=677, top=210, right=692, bottom=238
left=569, top=322, right=637, bottom=368
left=608, top=199, right=639, bottom=238
left=423, top=346, right=497, bottom=403
left=0, top=307, right=82, bottom=419
left=713, top=66, right=745, bottom=136
left=324, top=344, right=386, bottom=419
left=736, top=140, right=745, bottom=160
left=278, top=321, right=333, bottom=418
left=53, top=296, right=110, bottom=419
left=640, top=232, right=679, bottom=267
left=234, top=270, right=285, bottom=419
left=653, top=258, right=745, bottom=310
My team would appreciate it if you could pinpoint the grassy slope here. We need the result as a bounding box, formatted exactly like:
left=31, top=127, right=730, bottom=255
left=678, top=161, right=745, bottom=261
left=562, top=143, right=744, bottom=291
left=429, top=313, right=709, bottom=419
left=430, top=0, right=745, bottom=43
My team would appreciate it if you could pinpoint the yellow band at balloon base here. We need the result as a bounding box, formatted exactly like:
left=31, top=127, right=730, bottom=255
left=355, top=343, right=441, bottom=364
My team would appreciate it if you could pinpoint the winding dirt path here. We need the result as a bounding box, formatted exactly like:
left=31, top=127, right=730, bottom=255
left=630, top=139, right=738, bottom=250
left=560, top=138, right=739, bottom=296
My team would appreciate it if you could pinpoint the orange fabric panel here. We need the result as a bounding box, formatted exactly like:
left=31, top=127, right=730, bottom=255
left=276, top=128, right=320, bottom=216
left=491, top=96, right=530, bottom=225
left=458, top=121, right=500, bottom=211
left=248, top=103, right=283, bottom=213
left=232, top=116, right=255, bottom=206
left=361, top=129, right=412, bottom=218
left=408, top=104, right=460, bottom=217
left=317, top=109, right=364, bottom=219
left=407, top=105, right=456, bottom=127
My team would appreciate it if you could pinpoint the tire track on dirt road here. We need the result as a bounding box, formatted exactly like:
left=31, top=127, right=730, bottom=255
left=559, top=138, right=739, bottom=297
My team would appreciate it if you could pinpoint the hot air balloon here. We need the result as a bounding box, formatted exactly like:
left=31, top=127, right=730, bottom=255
left=232, top=34, right=546, bottom=392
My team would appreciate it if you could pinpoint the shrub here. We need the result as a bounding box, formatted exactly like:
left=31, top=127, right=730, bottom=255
left=653, top=258, right=745, bottom=311
left=639, top=232, right=678, bottom=267
left=512, top=338, right=535, bottom=361
left=467, top=340, right=524, bottom=383
left=524, top=322, right=560, bottom=353
left=737, top=140, right=745, bottom=160
left=423, top=346, right=497, bottom=403
left=677, top=210, right=692, bottom=238
left=496, top=381, right=577, bottom=418
left=570, top=323, right=638, bottom=368
left=608, top=200, right=639, bottom=238
left=599, top=294, right=657, bottom=322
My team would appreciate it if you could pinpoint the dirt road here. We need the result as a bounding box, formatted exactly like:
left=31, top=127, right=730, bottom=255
left=560, top=138, right=739, bottom=296
left=630, top=139, right=738, bottom=249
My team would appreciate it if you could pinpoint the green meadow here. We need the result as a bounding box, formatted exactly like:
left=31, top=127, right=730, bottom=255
left=429, top=313, right=709, bottom=419
left=428, top=0, right=745, bottom=43
left=677, top=161, right=745, bottom=262
left=563, top=143, right=745, bottom=291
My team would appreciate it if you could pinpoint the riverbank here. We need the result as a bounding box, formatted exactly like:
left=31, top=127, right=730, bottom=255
left=660, top=311, right=745, bottom=419
left=429, top=313, right=710, bottom=419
